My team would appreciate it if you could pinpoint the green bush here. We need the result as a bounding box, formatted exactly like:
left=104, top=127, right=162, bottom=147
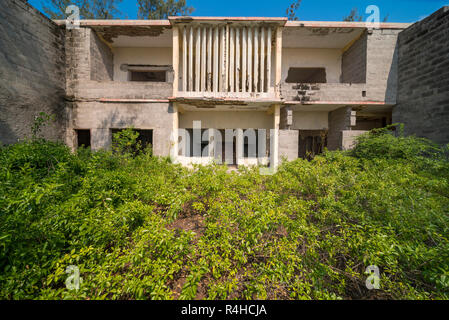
left=0, top=131, right=448, bottom=300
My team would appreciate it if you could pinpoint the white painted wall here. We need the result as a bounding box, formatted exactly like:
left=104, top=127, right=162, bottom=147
left=179, top=111, right=273, bottom=129
left=292, top=111, right=328, bottom=130
left=113, top=47, right=173, bottom=81
left=282, top=48, right=342, bottom=83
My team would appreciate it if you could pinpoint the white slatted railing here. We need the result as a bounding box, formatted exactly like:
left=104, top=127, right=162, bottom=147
left=179, top=25, right=274, bottom=95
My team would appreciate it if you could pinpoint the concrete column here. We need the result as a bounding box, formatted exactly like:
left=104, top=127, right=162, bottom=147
left=260, top=27, right=265, bottom=92
left=170, top=103, right=179, bottom=162
left=195, top=27, right=201, bottom=92
left=280, top=105, right=293, bottom=129
left=242, top=27, right=247, bottom=93
left=213, top=27, right=219, bottom=92
left=247, top=27, right=253, bottom=93
left=328, top=106, right=352, bottom=151
left=201, top=27, right=206, bottom=92
left=229, top=27, right=235, bottom=92
left=207, top=27, right=212, bottom=92
left=188, top=27, right=193, bottom=91
left=253, top=27, right=259, bottom=92
left=272, top=105, right=280, bottom=168
left=266, top=27, right=272, bottom=93
left=172, top=26, right=179, bottom=96
left=275, top=27, right=283, bottom=98
left=235, top=28, right=240, bottom=92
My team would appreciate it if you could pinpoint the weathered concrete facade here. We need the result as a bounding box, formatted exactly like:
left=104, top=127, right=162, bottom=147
left=0, top=0, right=65, bottom=144
left=64, top=26, right=174, bottom=156
left=2, top=0, right=448, bottom=166
left=394, top=7, right=449, bottom=145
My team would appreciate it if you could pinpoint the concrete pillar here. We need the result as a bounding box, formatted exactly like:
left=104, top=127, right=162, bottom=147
left=172, top=26, right=179, bottom=96
left=170, top=103, right=179, bottom=162
left=201, top=27, right=206, bottom=92
left=235, top=28, right=240, bottom=92
left=260, top=27, right=265, bottom=92
left=242, top=27, right=247, bottom=93
left=207, top=27, right=212, bottom=92
left=182, top=26, right=187, bottom=92
left=188, top=27, right=193, bottom=92
left=253, top=27, right=259, bottom=92
left=272, top=105, right=280, bottom=168
left=274, top=27, right=283, bottom=97
left=328, top=106, right=352, bottom=151
left=247, top=27, right=253, bottom=93
left=266, top=27, right=272, bottom=93
left=280, top=105, right=293, bottom=129
left=213, top=27, right=219, bottom=92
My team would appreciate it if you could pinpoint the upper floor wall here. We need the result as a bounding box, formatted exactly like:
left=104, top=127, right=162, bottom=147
left=62, top=19, right=407, bottom=105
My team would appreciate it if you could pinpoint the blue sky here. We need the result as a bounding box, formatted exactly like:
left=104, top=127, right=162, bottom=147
left=30, top=0, right=449, bottom=22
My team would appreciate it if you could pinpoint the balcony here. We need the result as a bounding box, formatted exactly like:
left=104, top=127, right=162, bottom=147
left=170, top=17, right=286, bottom=102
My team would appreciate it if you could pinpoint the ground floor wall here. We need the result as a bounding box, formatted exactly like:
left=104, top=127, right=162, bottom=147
left=177, top=110, right=275, bottom=166
left=179, top=111, right=273, bottom=130
left=67, top=102, right=175, bottom=157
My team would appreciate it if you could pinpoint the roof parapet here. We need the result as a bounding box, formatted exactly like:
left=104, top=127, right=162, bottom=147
left=168, top=16, right=287, bottom=26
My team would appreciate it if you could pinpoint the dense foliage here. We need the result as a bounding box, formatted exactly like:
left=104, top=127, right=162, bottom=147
left=1, top=128, right=448, bottom=300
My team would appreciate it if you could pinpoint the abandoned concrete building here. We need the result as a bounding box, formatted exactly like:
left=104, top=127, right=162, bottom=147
left=1, top=0, right=449, bottom=167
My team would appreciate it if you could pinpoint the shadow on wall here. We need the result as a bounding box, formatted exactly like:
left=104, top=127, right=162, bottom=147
left=0, top=120, right=18, bottom=145
left=385, top=39, right=399, bottom=104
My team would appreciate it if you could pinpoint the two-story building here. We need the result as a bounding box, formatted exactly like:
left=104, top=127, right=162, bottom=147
left=61, top=17, right=410, bottom=167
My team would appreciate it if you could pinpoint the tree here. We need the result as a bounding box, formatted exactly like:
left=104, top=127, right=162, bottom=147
left=42, top=0, right=123, bottom=19
left=286, top=0, right=302, bottom=21
left=137, top=0, right=194, bottom=19
left=343, top=8, right=363, bottom=22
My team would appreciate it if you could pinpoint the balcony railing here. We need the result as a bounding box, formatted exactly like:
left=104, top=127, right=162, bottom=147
left=175, top=22, right=278, bottom=99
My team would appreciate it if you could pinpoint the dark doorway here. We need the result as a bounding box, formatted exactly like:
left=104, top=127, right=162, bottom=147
left=76, top=129, right=91, bottom=148
left=111, top=129, right=153, bottom=151
left=298, top=130, right=327, bottom=160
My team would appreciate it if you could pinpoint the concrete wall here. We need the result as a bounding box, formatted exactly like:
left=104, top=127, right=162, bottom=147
left=281, top=29, right=400, bottom=105
left=72, top=81, right=172, bottom=100
left=341, top=32, right=367, bottom=84
left=282, top=48, right=342, bottom=83
left=279, top=130, right=298, bottom=162
left=292, top=111, right=328, bottom=130
left=394, top=7, right=449, bottom=145
left=342, top=130, right=368, bottom=150
left=90, top=31, right=113, bottom=81
left=68, top=102, right=175, bottom=156
left=179, top=111, right=273, bottom=129
left=280, top=83, right=367, bottom=103
left=0, top=0, right=66, bottom=144
left=366, top=29, right=400, bottom=104
left=113, top=47, right=173, bottom=81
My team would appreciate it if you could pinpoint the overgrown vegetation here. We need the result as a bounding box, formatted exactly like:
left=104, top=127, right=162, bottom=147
left=0, top=128, right=448, bottom=299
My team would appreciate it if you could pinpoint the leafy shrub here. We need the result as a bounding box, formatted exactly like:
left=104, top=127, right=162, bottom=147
left=0, top=131, right=448, bottom=300
left=351, top=124, right=445, bottom=161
